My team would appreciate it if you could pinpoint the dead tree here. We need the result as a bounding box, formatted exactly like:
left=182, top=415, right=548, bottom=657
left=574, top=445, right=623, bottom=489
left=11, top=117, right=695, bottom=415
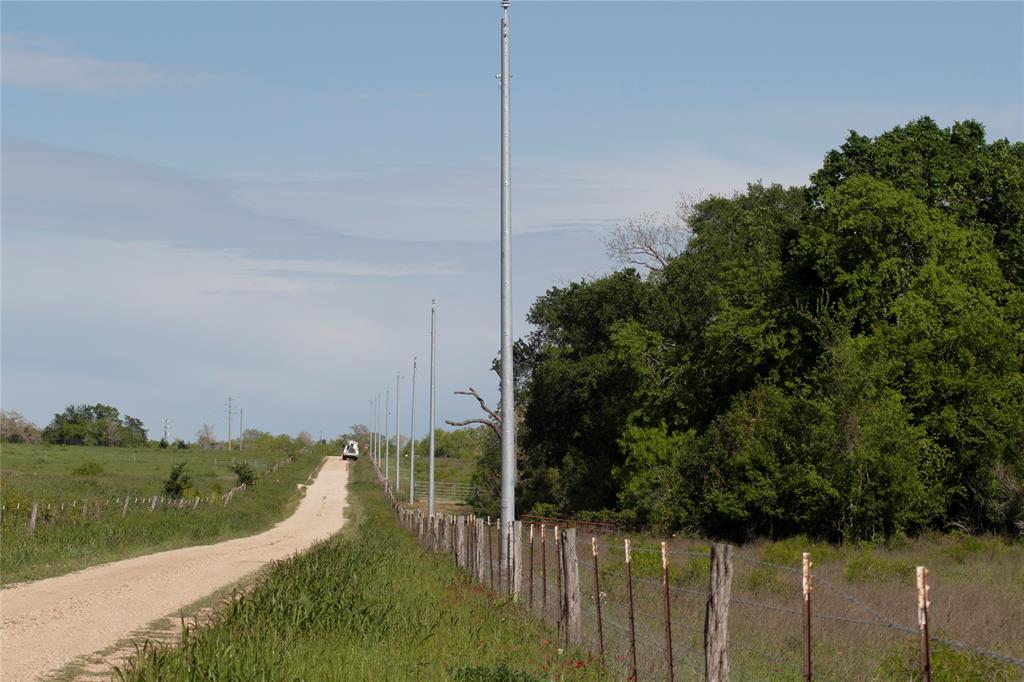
left=445, top=388, right=501, bottom=439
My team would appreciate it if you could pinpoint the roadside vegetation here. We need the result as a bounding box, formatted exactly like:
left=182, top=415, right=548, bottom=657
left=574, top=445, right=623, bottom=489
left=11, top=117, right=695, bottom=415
left=1, top=437, right=327, bottom=584
left=116, top=458, right=603, bottom=682
left=465, top=117, right=1024, bottom=544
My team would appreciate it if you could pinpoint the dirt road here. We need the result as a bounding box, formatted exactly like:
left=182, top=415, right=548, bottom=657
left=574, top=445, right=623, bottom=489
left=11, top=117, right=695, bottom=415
left=1, top=456, right=350, bottom=681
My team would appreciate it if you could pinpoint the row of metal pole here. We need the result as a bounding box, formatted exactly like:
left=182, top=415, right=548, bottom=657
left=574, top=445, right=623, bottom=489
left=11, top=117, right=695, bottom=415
left=367, top=301, right=438, bottom=517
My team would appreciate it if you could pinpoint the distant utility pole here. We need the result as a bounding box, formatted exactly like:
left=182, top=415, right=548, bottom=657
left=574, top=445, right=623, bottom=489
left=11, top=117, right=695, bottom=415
left=409, top=356, right=417, bottom=504
left=385, top=387, right=391, bottom=480
left=395, top=371, right=402, bottom=491
left=161, top=418, right=170, bottom=443
left=226, top=397, right=234, bottom=451
left=498, top=0, right=517, bottom=569
left=428, top=300, right=437, bottom=517
left=377, top=392, right=383, bottom=465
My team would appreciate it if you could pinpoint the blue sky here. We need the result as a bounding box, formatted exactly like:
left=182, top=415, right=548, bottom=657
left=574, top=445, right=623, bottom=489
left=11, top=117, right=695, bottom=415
left=2, top=1, right=1021, bottom=441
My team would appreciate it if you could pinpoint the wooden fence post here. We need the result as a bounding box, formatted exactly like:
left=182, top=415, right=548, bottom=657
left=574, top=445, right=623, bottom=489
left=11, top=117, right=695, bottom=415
left=560, top=527, right=582, bottom=645
left=663, top=541, right=674, bottom=682
left=704, top=543, right=733, bottom=682
left=803, top=552, right=813, bottom=681
left=917, top=566, right=931, bottom=682
left=541, top=524, right=548, bottom=619
left=555, top=525, right=563, bottom=630
left=488, top=517, right=495, bottom=591
left=457, top=516, right=467, bottom=569
left=513, top=520, right=523, bottom=601
left=27, top=502, right=38, bottom=535
left=625, top=538, right=638, bottom=682
left=592, top=537, right=604, bottom=660
left=151, top=495, right=159, bottom=511
left=528, top=524, right=535, bottom=610
left=475, top=518, right=486, bottom=584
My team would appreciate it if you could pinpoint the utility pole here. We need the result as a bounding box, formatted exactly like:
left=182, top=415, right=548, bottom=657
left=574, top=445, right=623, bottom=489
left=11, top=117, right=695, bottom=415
left=498, top=0, right=516, bottom=569
left=395, top=371, right=402, bottom=491
left=226, top=397, right=234, bottom=451
left=385, top=387, right=391, bottom=481
left=428, top=299, right=437, bottom=517
left=161, top=418, right=170, bottom=443
left=409, top=357, right=417, bottom=504
left=377, top=392, right=383, bottom=465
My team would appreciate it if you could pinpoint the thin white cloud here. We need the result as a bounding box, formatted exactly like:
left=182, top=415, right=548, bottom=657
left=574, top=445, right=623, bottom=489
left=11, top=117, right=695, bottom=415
left=1, top=34, right=208, bottom=93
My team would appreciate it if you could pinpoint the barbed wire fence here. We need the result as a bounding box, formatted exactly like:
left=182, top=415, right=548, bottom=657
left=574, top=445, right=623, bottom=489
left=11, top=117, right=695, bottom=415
left=2, top=455, right=301, bottom=536
left=372, top=460, right=1024, bottom=680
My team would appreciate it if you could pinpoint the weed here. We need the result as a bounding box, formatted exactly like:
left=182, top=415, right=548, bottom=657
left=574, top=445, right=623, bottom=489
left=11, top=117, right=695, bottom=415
left=761, top=534, right=842, bottom=566
left=72, top=461, right=104, bottom=476
left=843, top=549, right=914, bottom=583
left=875, top=640, right=1021, bottom=681
left=116, top=460, right=602, bottom=681
left=742, top=565, right=788, bottom=594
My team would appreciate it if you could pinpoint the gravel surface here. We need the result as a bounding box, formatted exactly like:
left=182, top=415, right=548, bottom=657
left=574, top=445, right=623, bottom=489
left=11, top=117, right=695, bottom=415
left=1, top=456, right=350, bottom=681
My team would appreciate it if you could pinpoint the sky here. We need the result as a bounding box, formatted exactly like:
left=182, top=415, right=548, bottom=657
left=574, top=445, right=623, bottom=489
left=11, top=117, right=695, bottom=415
left=2, top=1, right=1022, bottom=442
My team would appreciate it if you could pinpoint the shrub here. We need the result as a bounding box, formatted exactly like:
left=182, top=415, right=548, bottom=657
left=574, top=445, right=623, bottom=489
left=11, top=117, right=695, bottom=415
left=843, top=549, right=913, bottom=583
left=876, top=640, right=1018, bottom=681
left=742, top=566, right=789, bottom=594
left=72, top=461, right=104, bottom=476
left=231, top=462, right=257, bottom=488
left=761, top=535, right=842, bottom=566
left=163, top=462, right=193, bottom=498
left=175, top=439, right=188, bottom=449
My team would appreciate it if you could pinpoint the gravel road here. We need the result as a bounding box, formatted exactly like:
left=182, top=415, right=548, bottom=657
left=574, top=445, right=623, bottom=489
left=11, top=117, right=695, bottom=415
left=1, top=456, right=350, bottom=681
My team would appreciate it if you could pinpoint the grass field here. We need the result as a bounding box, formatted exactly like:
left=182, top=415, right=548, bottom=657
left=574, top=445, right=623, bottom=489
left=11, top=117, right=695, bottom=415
left=564, top=531, right=1024, bottom=680
left=0, top=440, right=328, bottom=584
left=117, top=457, right=605, bottom=681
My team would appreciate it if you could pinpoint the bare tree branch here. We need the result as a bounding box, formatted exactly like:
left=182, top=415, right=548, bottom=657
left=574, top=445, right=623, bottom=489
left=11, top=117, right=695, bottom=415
left=454, top=387, right=501, bottom=425
left=444, top=418, right=501, bottom=439
left=604, top=192, right=702, bottom=274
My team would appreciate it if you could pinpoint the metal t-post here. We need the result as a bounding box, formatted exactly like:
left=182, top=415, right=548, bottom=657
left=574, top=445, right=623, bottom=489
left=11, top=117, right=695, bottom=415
left=498, top=0, right=516, bottom=574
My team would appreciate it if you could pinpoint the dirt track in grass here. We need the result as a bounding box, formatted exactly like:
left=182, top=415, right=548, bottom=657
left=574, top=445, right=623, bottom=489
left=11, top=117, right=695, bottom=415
left=1, top=456, right=349, bottom=681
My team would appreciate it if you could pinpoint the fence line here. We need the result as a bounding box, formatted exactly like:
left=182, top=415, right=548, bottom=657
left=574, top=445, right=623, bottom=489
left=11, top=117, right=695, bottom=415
left=371, top=459, right=1024, bottom=680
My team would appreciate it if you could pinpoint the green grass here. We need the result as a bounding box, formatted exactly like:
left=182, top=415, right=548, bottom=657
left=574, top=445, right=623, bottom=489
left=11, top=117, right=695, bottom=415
left=1, top=441, right=327, bottom=584
left=116, top=459, right=605, bottom=681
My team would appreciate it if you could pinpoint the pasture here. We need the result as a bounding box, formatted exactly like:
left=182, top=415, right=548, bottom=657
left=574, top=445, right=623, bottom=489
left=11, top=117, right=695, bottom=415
left=0, top=440, right=328, bottom=584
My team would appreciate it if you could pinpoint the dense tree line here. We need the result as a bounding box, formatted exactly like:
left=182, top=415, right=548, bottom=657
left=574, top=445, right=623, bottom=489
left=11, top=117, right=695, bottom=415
left=41, top=403, right=148, bottom=447
left=498, top=118, right=1023, bottom=541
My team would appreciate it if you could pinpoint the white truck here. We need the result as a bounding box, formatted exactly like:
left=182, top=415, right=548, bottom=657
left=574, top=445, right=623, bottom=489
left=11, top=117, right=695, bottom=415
left=342, top=440, right=359, bottom=461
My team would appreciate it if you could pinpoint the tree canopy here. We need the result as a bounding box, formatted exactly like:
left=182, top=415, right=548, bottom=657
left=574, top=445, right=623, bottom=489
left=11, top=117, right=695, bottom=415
left=42, top=403, right=148, bottom=447
left=503, top=117, right=1023, bottom=541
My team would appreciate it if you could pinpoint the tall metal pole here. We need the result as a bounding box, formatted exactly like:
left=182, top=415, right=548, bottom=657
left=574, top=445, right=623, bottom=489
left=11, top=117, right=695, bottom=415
left=377, top=392, right=382, bottom=465
left=498, top=0, right=516, bottom=570
left=409, top=357, right=417, bottom=504
left=395, top=371, right=402, bottom=491
left=226, top=396, right=233, bottom=451
left=428, top=300, right=437, bottom=517
left=385, top=387, right=390, bottom=481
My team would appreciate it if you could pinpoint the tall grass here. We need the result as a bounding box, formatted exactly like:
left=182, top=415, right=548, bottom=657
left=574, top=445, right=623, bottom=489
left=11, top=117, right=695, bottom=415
left=1, top=442, right=327, bottom=584
left=117, top=459, right=605, bottom=681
